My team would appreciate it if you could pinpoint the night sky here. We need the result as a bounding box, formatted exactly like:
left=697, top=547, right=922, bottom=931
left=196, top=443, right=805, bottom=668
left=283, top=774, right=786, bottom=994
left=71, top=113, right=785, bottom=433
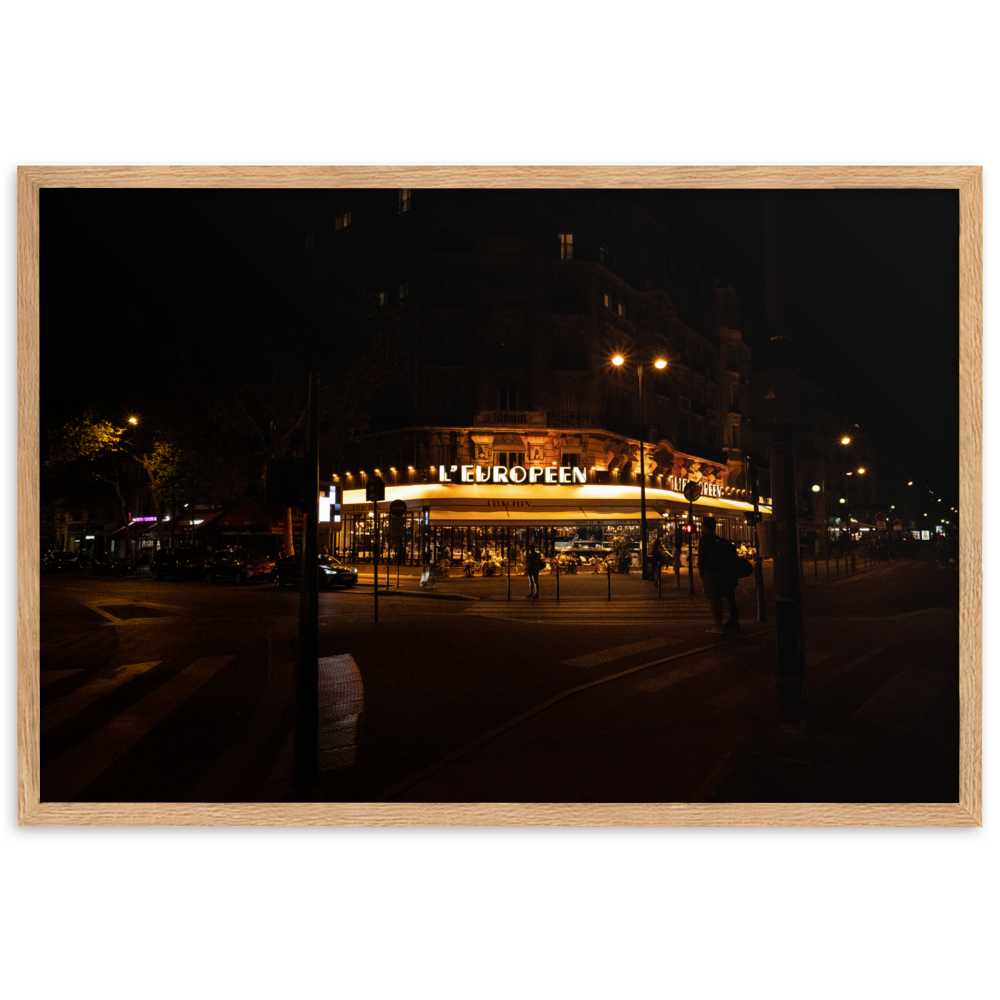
left=39, top=187, right=960, bottom=505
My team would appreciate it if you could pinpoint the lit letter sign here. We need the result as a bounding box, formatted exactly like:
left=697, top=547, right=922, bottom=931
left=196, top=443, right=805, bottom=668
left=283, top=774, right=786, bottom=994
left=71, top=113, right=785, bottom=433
left=435, top=464, right=590, bottom=486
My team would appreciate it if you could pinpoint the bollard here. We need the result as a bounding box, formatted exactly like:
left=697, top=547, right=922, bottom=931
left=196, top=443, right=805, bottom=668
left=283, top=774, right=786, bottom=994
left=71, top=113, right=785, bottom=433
left=556, top=563, right=560, bottom=601
left=607, top=564, right=611, bottom=600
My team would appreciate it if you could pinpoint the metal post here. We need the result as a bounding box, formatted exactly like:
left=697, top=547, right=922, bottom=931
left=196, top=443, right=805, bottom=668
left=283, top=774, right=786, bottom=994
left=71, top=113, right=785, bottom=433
left=770, top=425, right=806, bottom=729
left=673, top=514, right=681, bottom=589
left=607, top=563, right=611, bottom=600
left=373, top=501, right=379, bottom=622
left=688, top=501, right=695, bottom=596
left=293, top=371, right=320, bottom=791
left=556, top=562, right=560, bottom=601
left=638, top=363, right=652, bottom=581
left=749, top=457, right=766, bottom=622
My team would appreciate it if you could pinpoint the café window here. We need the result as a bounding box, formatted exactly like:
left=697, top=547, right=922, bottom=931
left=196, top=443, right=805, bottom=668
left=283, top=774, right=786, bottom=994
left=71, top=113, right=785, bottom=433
left=398, top=189, right=411, bottom=213
left=335, top=211, right=351, bottom=230
left=558, top=232, right=573, bottom=260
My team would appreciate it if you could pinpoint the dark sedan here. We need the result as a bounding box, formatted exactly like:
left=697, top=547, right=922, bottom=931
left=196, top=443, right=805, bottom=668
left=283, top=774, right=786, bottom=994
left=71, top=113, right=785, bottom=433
left=150, top=549, right=206, bottom=581
left=204, top=548, right=277, bottom=584
left=272, top=554, right=358, bottom=589
left=42, top=551, right=83, bottom=573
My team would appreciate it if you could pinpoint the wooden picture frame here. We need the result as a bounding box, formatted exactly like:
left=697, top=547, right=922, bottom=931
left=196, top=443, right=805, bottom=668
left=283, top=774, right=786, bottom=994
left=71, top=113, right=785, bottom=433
left=17, top=165, right=982, bottom=827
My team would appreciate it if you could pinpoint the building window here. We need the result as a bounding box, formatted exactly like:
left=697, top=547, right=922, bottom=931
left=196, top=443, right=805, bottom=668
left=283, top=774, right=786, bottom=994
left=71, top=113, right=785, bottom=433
left=497, top=386, right=526, bottom=411
left=731, top=424, right=741, bottom=448
left=562, top=452, right=580, bottom=468
left=399, top=282, right=409, bottom=300
left=378, top=291, right=387, bottom=307
left=495, top=451, right=525, bottom=468
left=617, top=301, right=626, bottom=318
left=558, top=233, right=573, bottom=260
left=603, top=292, right=610, bottom=309
left=335, top=211, right=351, bottom=230
left=398, top=189, right=411, bottom=213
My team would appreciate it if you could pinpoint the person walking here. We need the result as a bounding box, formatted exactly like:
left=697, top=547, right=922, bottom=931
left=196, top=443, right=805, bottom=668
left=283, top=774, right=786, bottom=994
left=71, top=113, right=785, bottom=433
left=697, top=516, right=739, bottom=633
left=526, top=543, right=541, bottom=598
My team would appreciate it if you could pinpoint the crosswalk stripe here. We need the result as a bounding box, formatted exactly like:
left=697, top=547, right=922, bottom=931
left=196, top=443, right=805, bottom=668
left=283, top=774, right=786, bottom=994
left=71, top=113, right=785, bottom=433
left=41, top=670, right=82, bottom=688
left=42, top=655, right=234, bottom=802
left=562, top=638, right=683, bottom=668
left=41, top=661, right=162, bottom=733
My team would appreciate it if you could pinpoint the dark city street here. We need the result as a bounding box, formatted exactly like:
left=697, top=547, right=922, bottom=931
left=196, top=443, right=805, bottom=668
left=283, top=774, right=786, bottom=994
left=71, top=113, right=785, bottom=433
left=34, top=184, right=965, bottom=807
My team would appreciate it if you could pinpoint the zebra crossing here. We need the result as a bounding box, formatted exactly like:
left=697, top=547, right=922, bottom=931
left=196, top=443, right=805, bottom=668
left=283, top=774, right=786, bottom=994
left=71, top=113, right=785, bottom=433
left=464, top=597, right=719, bottom=625
left=41, top=654, right=239, bottom=802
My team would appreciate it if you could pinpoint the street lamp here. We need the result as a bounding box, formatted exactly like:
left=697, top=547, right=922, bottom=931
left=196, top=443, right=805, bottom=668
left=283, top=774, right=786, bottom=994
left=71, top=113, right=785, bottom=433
left=819, top=435, right=852, bottom=558
left=612, top=353, right=667, bottom=579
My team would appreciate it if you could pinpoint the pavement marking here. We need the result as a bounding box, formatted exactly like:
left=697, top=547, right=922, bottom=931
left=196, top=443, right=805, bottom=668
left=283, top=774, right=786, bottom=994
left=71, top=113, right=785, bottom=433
left=190, top=659, right=294, bottom=800
left=41, top=670, right=82, bottom=687
left=83, top=601, right=176, bottom=623
left=809, top=644, right=893, bottom=692
left=42, top=661, right=163, bottom=733
left=42, top=654, right=234, bottom=802
left=562, top=638, right=682, bottom=668
left=706, top=672, right=776, bottom=707
left=888, top=606, right=959, bottom=619
left=635, top=656, right=727, bottom=693
left=690, top=734, right=754, bottom=802
left=852, top=666, right=952, bottom=731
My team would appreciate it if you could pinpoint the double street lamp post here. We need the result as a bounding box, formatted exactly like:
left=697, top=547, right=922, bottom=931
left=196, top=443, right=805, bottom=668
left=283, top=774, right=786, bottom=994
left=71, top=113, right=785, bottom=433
left=612, top=354, right=667, bottom=580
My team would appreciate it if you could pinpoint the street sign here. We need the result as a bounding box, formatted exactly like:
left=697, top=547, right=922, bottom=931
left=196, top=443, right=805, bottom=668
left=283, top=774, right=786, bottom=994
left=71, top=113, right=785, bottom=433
left=389, top=499, right=406, bottom=517
left=682, top=481, right=703, bottom=503
left=366, top=475, right=386, bottom=502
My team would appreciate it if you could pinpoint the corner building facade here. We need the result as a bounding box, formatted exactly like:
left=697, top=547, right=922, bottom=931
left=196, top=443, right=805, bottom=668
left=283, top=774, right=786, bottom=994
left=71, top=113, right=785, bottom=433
left=326, top=190, right=768, bottom=562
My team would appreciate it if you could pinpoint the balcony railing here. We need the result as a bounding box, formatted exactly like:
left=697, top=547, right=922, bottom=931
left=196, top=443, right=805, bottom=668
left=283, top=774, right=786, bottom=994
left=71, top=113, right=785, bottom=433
left=474, top=410, right=547, bottom=426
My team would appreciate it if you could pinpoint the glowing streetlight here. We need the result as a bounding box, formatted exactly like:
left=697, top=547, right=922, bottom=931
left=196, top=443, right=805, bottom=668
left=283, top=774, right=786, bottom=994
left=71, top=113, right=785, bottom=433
left=840, top=436, right=851, bottom=445
left=610, top=352, right=667, bottom=579
left=128, top=416, right=138, bottom=426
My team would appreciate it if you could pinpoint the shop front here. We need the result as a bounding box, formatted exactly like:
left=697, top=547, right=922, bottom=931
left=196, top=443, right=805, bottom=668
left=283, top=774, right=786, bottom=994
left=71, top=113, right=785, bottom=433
left=334, top=466, right=769, bottom=569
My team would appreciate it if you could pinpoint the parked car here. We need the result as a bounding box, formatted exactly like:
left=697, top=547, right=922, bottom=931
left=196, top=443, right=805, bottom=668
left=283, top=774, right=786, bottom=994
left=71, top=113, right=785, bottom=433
left=41, top=551, right=82, bottom=573
left=203, top=548, right=277, bottom=584
left=150, top=549, right=206, bottom=581
left=89, top=554, right=135, bottom=577
left=272, top=554, right=358, bottom=589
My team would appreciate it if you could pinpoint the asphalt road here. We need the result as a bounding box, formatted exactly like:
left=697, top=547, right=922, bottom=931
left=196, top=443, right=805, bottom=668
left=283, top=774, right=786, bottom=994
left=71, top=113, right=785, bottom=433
left=36, top=550, right=960, bottom=804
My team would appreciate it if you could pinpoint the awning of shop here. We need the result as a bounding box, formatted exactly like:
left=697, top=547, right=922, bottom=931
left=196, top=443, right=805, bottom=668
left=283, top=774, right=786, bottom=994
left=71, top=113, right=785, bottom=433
left=425, top=508, right=664, bottom=525
left=108, top=518, right=175, bottom=539
left=216, top=502, right=291, bottom=529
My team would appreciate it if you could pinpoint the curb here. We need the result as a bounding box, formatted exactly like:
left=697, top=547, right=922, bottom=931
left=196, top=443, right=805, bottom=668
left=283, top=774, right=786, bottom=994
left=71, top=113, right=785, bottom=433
left=353, top=584, right=478, bottom=601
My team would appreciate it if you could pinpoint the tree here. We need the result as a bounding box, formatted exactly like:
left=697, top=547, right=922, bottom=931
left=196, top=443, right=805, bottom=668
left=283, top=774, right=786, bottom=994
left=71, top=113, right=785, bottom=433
left=46, top=411, right=187, bottom=558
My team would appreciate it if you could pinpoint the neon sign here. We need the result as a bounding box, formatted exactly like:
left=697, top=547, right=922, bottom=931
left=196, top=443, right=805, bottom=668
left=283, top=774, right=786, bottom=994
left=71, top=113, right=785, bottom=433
left=438, top=465, right=588, bottom=485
